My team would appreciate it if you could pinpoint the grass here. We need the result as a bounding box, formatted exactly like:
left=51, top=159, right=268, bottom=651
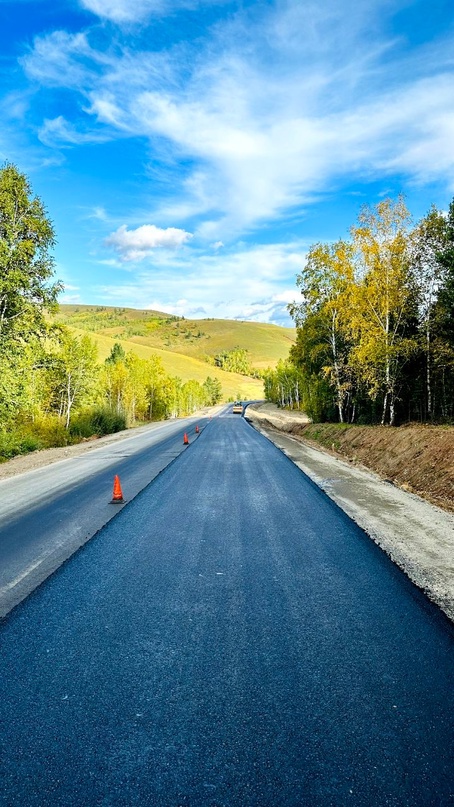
left=56, top=305, right=295, bottom=370
left=70, top=328, right=264, bottom=400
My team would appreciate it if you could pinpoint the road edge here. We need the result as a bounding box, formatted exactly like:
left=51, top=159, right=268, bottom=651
left=246, top=411, right=454, bottom=626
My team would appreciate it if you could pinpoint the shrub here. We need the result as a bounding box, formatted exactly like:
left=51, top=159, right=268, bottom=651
left=0, top=430, right=43, bottom=460
left=68, top=412, right=95, bottom=439
left=70, top=408, right=127, bottom=438
left=32, top=416, right=69, bottom=447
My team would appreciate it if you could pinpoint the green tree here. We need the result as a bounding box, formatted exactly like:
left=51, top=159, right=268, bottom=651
left=410, top=206, right=448, bottom=419
left=0, top=163, right=61, bottom=340
left=144, top=355, right=171, bottom=420
left=431, top=197, right=454, bottom=418
left=105, top=342, right=126, bottom=365
left=435, top=199, right=454, bottom=348
left=124, top=353, right=149, bottom=423
left=101, top=354, right=130, bottom=417
left=203, top=376, right=222, bottom=405
left=289, top=240, right=354, bottom=422
left=181, top=379, right=205, bottom=414
left=214, top=347, right=252, bottom=375
left=168, top=376, right=183, bottom=418
left=349, top=198, right=417, bottom=425
left=49, top=329, right=98, bottom=428
left=0, top=337, right=39, bottom=427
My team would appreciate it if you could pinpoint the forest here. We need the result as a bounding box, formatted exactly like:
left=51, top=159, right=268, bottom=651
left=265, top=197, right=454, bottom=426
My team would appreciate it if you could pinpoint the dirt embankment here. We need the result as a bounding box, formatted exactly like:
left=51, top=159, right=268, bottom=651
left=247, top=404, right=454, bottom=514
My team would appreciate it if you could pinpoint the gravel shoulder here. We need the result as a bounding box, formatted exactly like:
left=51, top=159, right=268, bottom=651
left=0, top=425, right=156, bottom=481
left=246, top=403, right=454, bottom=624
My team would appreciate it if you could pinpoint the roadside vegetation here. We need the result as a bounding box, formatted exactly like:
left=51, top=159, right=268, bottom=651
left=265, top=197, right=454, bottom=426
left=0, top=163, right=258, bottom=461
left=7, top=156, right=454, bottom=475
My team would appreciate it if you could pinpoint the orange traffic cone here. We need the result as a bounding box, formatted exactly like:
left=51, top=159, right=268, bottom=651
left=183, top=432, right=189, bottom=445
left=195, top=425, right=200, bottom=434
left=110, top=474, right=125, bottom=503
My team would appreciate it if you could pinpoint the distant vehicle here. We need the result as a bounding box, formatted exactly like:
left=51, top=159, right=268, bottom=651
left=232, top=401, right=243, bottom=414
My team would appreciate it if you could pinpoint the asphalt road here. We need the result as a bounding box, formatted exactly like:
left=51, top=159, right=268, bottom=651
left=0, top=411, right=453, bottom=806
left=0, top=417, right=205, bottom=617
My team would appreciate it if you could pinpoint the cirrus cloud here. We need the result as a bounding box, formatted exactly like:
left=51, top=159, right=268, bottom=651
left=10, top=0, right=454, bottom=325
left=21, top=0, right=454, bottom=243
left=79, top=0, right=227, bottom=24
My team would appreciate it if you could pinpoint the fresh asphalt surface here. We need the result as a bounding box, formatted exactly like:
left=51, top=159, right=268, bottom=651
left=1, top=411, right=454, bottom=806
left=0, top=418, right=203, bottom=616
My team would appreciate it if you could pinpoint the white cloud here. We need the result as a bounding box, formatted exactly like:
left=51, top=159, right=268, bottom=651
left=62, top=283, right=80, bottom=292
left=271, top=289, right=300, bottom=304
left=93, top=240, right=304, bottom=324
left=105, top=224, right=193, bottom=261
left=79, top=0, right=226, bottom=23
left=59, top=282, right=82, bottom=304
left=88, top=206, right=109, bottom=221
left=21, top=0, right=454, bottom=241
left=38, top=115, right=109, bottom=147
left=21, top=31, right=99, bottom=88
left=95, top=258, right=122, bottom=266
left=88, top=96, right=132, bottom=130
left=1, top=90, right=31, bottom=121
left=16, top=0, right=454, bottom=250
left=80, top=0, right=153, bottom=22
left=60, top=293, right=83, bottom=303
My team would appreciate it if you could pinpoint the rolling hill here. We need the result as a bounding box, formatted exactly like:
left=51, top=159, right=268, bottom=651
left=56, top=305, right=296, bottom=400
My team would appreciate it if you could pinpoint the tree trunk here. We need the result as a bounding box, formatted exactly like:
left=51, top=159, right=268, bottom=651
left=426, top=325, right=432, bottom=419
left=389, top=393, right=396, bottom=426
left=330, top=311, right=344, bottom=422
left=381, top=391, right=388, bottom=426
left=65, top=374, right=72, bottom=429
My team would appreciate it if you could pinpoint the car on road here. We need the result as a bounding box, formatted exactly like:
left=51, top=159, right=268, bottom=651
left=232, top=401, right=243, bottom=414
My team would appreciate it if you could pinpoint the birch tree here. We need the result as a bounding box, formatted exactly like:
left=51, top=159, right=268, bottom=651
left=410, top=206, right=447, bottom=419
left=350, top=197, right=417, bottom=425
left=51, top=330, right=98, bottom=428
left=289, top=240, right=354, bottom=422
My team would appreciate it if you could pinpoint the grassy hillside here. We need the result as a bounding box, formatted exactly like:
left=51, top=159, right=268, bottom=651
left=56, top=304, right=295, bottom=400
left=56, top=305, right=295, bottom=369
left=69, top=328, right=264, bottom=400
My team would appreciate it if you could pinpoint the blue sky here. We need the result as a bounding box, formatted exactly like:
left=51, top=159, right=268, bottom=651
left=1, top=0, right=454, bottom=325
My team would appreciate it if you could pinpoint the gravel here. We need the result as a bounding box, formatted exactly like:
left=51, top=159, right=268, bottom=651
left=246, top=404, right=454, bottom=624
